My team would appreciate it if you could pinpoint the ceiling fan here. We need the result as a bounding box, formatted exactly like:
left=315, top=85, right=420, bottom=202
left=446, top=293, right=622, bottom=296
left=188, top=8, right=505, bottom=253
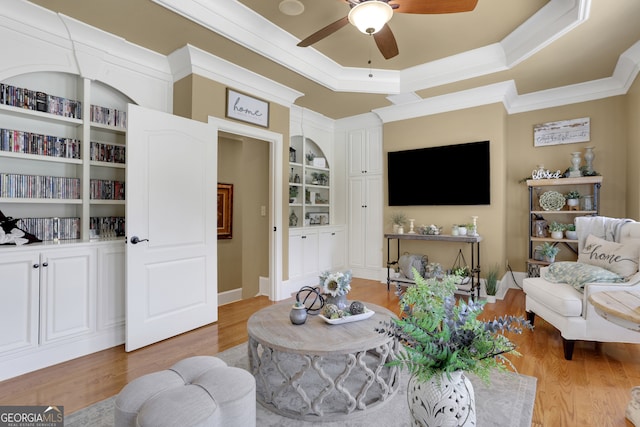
left=296, top=0, right=479, bottom=60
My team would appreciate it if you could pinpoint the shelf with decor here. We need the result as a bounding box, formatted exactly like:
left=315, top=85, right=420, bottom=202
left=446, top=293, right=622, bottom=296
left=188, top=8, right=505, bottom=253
left=288, top=135, right=330, bottom=228
left=526, top=175, right=602, bottom=277
left=0, top=72, right=129, bottom=242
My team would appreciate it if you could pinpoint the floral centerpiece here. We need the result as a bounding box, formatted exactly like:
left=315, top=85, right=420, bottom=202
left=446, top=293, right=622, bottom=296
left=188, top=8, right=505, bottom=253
left=319, top=270, right=352, bottom=310
left=376, top=270, right=532, bottom=425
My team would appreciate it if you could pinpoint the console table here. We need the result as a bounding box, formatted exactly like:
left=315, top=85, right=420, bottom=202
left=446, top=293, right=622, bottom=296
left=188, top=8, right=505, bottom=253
left=385, top=233, right=483, bottom=298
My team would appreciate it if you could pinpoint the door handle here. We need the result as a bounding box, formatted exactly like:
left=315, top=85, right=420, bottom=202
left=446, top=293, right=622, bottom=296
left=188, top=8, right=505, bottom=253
left=130, top=236, right=149, bottom=244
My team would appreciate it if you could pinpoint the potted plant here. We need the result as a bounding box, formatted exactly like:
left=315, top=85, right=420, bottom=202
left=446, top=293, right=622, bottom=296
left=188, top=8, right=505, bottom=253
left=485, top=264, right=500, bottom=303
left=377, top=270, right=532, bottom=426
left=548, top=221, right=565, bottom=239
left=535, top=242, right=560, bottom=263
left=305, top=151, right=316, bottom=165
left=391, top=212, right=407, bottom=234
left=565, top=223, right=578, bottom=240
left=457, top=224, right=468, bottom=236
left=289, top=186, right=298, bottom=203
left=565, top=190, right=581, bottom=209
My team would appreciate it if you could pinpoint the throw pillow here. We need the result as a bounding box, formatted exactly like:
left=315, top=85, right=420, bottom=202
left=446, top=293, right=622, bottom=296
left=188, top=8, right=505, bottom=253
left=544, top=261, right=625, bottom=293
left=578, top=234, right=639, bottom=277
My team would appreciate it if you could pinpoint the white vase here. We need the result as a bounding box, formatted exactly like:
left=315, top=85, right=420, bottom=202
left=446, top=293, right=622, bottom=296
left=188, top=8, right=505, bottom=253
left=407, top=371, right=476, bottom=427
left=458, top=226, right=467, bottom=236
left=551, top=231, right=564, bottom=239
left=486, top=295, right=496, bottom=303
left=324, top=293, right=348, bottom=311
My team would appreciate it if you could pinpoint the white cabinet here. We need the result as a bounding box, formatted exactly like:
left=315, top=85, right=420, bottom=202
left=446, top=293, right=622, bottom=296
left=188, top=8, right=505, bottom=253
left=319, top=226, right=346, bottom=271
left=289, top=228, right=319, bottom=280
left=348, top=175, right=383, bottom=279
left=348, top=127, right=382, bottom=176
left=39, top=247, right=96, bottom=344
left=0, top=241, right=124, bottom=381
left=0, top=251, right=39, bottom=355
left=289, top=225, right=346, bottom=286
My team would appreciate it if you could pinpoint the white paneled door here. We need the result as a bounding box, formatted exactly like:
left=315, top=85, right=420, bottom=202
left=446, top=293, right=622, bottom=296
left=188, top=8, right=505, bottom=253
left=125, top=104, right=217, bottom=351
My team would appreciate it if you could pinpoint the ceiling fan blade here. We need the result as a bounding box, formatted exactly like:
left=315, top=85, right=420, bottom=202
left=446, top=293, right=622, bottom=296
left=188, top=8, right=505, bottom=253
left=297, top=16, right=350, bottom=47
left=391, top=0, right=478, bottom=14
left=373, top=24, right=399, bottom=59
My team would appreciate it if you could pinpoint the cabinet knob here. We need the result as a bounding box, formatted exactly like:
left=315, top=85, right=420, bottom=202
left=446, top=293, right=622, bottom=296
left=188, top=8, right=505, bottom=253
left=302, top=235, right=307, bottom=239
left=33, top=264, right=39, bottom=269
left=42, top=262, right=48, bottom=267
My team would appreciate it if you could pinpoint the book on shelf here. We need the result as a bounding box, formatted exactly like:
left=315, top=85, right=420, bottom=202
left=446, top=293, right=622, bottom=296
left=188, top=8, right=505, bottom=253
left=18, top=217, right=81, bottom=241
left=0, top=83, right=82, bottom=119
left=1, top=127, right=81, bottom=159
left=89, top=179, right=125, bottom=200
left=90, top=141, right=125, bottom=163
left=0, top=173, right=80, bottom=199
left=90, top=216, right=125, bottom=237
left=90, top=104, right=127, bottom=128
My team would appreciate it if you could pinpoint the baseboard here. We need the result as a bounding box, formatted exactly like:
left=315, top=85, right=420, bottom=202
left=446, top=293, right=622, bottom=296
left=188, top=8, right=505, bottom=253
left=218, top=288, right=243, bottom=306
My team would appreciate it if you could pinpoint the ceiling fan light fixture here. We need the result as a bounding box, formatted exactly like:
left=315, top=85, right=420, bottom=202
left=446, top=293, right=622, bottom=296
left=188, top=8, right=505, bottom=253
left=348, top=1, right=393, bottom=35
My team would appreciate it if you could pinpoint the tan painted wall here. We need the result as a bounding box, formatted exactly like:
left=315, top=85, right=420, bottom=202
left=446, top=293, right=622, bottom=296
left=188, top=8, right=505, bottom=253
left=383, top=103, right=508, bottom=277
left=173, top=74, right=291, bottom=297
left=627, top=75, right=640, bottom=220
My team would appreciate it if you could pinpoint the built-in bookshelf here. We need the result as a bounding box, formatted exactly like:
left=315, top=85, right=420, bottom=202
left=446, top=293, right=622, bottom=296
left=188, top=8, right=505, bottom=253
left=0, top=72, right=130, bottom=241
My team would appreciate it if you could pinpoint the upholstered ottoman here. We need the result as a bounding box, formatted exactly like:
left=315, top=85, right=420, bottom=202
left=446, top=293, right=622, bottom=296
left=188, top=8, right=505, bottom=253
left=114, top=356, right=256, bottom=427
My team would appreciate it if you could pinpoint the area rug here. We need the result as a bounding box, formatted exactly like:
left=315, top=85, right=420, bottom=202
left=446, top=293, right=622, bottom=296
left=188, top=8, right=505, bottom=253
left=65, top=343, right=536, bottom=427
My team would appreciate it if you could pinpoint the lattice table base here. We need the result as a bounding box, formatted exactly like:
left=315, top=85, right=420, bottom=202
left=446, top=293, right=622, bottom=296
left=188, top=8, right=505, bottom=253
left=249, top=337, right=400, bottom=421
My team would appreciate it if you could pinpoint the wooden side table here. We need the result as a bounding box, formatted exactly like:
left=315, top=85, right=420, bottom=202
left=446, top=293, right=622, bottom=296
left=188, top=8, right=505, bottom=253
left=589, top=290, right=640, bottom=426
left=247, top=301, right=400, bottom=421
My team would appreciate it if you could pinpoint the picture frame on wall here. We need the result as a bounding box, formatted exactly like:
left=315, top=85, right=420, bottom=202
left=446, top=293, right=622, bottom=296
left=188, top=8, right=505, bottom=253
left=217, top=183, right=233, bottom=239
left=225, top=88, right=269, bottom=128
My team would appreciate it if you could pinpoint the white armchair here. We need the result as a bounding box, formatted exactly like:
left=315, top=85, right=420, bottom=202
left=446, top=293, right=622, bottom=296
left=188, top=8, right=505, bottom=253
left=523, top=220, right=640, bottom=360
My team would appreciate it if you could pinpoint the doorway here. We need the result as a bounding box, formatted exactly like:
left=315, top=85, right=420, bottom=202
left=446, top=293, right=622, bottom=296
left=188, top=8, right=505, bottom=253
left=210, top=117, right=283, bottom=302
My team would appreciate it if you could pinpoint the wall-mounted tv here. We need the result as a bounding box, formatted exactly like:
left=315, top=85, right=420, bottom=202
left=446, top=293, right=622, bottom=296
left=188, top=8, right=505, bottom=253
left=388, top=141, right=490, bottom=206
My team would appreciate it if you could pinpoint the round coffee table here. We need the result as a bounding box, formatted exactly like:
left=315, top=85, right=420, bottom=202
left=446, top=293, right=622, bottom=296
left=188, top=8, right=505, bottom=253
left=247, top=301, right=400, bottom=421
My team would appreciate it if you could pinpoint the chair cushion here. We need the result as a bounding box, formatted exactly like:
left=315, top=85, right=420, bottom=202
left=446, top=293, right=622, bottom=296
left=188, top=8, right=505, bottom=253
left=544, top=261, right=624, bottom=292
left=579, top=234, right=639, bottom=277
left=523, top=276, right=583, bottom=317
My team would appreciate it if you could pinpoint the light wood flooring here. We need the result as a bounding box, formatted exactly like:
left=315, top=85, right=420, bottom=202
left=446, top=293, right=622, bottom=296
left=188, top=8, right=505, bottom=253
left=0, top=278, right=638, bottom=426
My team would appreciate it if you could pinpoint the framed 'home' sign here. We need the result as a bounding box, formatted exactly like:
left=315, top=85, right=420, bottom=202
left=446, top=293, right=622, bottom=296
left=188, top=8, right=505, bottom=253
left=226, top=88, right=269, bottom=128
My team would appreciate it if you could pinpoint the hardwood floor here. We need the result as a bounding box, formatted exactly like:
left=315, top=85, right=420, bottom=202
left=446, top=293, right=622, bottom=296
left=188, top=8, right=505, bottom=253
left=0, top=278, right=638, bottom=426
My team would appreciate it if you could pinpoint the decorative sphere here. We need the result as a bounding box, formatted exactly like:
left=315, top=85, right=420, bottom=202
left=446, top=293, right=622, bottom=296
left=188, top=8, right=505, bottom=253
left=296, top=286, right=324, bottom=314
left=349, top=301, right=365, bottom=315
left=323, top=303, right=339, bottom=318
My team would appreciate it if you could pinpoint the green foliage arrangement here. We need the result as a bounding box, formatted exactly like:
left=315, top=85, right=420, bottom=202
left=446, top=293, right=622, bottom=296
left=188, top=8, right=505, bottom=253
left=535, top=242, right=560, bottom=258
left=548, top=221, right=565, bottom=232
left=377, top=271, right=532, bottom=384
left=485, top=264, right=500, bottom=296
left=565, top=190, right=581, bottom=200
left=391, top=212, right=408, bottom=226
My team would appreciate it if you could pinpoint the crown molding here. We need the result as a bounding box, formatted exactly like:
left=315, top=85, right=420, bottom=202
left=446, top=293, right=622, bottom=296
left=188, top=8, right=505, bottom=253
left=374, top=39, right=640, bottom=122
left=168, top=45, right=303, bottom=108
left=153, top=0, right=590, bottom=96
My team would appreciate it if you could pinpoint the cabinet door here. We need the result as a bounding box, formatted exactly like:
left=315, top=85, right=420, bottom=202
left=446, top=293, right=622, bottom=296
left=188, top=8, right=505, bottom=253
left=289, top=231, right=304, bottom=279
left=0, top=251, right=39, bottom=355
left=348, top=177, right=367, bottom=268
left=363, top=175, right=383, bottom=269
left=97, top=243, right=125, bottom=331
left=302, top=231, right=319, bottom=276
left=39, top=247, right=96, bottom=345
left=365, top=127, right=383, bottom=175
left=319, top=227, right=346, bottom=271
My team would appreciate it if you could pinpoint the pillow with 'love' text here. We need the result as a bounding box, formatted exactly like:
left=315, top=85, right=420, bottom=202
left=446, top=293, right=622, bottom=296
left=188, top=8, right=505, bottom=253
left=578, top=234, right=639, bottom=278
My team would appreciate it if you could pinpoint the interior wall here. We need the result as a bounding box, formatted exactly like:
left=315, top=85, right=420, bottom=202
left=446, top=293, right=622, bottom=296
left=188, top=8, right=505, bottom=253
left=627, top=75, right=640, bottom=220
left=173, top=74, right=291, bottom=296
left=382, top=103, right=508, bottom=277
left=506, top=96, right=629, bottom=271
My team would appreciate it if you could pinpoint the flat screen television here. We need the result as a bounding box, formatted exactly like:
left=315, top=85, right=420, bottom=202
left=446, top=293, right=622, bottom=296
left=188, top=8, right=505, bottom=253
left=388, top=141, right=490, bottom=206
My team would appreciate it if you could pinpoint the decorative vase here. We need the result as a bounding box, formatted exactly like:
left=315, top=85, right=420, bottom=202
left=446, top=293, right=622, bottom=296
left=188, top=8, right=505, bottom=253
left=544, top=255, right=555, bottom=263
left=567, top=198, right=579, bottom=208
left=566, top=230, right=578, bottom=240
left=324, top=293, right=348, bottom=311
left=569, top=152, right=582, bottom=177
left=289, top=304, right=307, bottom=325
left=393, top=224, right=400, bottom=233
left=486, top=295, right=497, bottom=304
left=397, top=226, right=405, bottom=234
left=584, top=146, right=595, bottom=174
left=458, top=226, right=467, bottom=236
left=551, top=230, right=564, bottom=239
left=407, top=371, right=476, bottom=427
